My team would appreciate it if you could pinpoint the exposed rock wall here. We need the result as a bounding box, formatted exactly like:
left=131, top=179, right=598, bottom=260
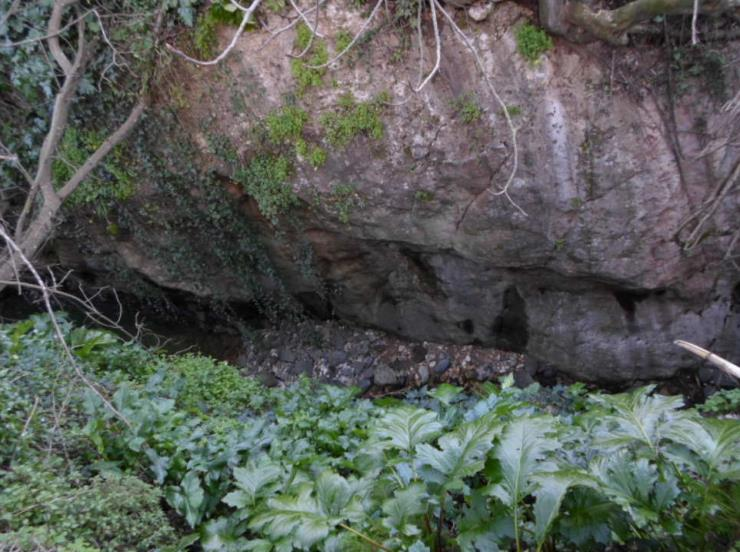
left=54, top=3, right=740, bottom=382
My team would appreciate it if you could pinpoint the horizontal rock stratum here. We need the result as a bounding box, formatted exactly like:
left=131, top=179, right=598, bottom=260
left=54, top=2, right=740, bottom=382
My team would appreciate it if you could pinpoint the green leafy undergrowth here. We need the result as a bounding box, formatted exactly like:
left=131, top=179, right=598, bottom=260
left=699, top=388, right=740, bottom=415
left=2, top=316, right=739, bottom=552
left=234, top=154, right=298, bottom=222
left=0, top=465, right=177, bottom=551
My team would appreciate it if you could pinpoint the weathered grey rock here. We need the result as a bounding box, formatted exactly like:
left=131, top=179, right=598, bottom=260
left=374, top=364, right=403, bottom=386
left=513, top=367, right=536, bottom=389
left=467, top=1, right=494, bottom=21
left=53, top=3, right=740, bottom=383
left=328, top=350, right=349, bottom=367
left=434, top=357, right=452, bottom=375
left=418, top=365, right=431, bottom=385
left=292, top=356, right=314, bottom=375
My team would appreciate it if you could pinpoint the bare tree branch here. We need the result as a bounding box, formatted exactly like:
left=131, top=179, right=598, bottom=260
left=0, top=223, right=131, bottom=426
left=47, top=0, right=79, bottom=76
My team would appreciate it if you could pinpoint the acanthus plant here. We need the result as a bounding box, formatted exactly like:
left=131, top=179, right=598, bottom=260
left=1, top=317, right=738, bottom=551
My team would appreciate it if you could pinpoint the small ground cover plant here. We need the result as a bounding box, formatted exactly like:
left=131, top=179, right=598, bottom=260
left=1, top=315, right=738, bottom=551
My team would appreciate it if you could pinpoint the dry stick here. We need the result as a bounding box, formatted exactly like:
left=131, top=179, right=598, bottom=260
left=92, top=9, right=128, bottom=90
left=0, top=279, right=139, bottom=341
left=414, top=0, right=441, bottom=91
left=435, top=1, right=525, bottom=216
left=166, top=0, right=264, bottom=66
left=0, top=225, right=131, bottom=427
left=337, top=523, right=392, bottom=552
left=674, top=340, right=740, bottom=381
left=304, top=0, right=384, bottom=69
left=260, top=0, right=327, bottom=48
left=288, top=0, right=325, bottom=37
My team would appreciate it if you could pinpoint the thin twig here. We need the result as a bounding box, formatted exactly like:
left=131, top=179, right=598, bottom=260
left=304, top=0, right=384, bottom=69
left=0, top=224, right=131, bottom=427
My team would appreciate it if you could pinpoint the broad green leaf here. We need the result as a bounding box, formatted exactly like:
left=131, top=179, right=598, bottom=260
left=416, top=414, right=500, bottom=490
left=250, top=485, right=335, bottom=548
left=199, top=516, right=245, bottom=551
left=375, top=407, right=443, bottom=452
left=457, top=490, right=510, bottom=551
left=165, top=471, right=205, bottom=528
left=664, top=416, right=740, bottom=480
left=223, top=458, right=283, bottom=509
left=557, top=487, right=623, bottom=547
left=532, top=470, right=596, bottom=547
left=429, top=384, right=463, bottom=406
left=590, top=453, right=679, bottom=529
left=488, top=417, right=558, bottom=508
left=249, top=472, right=365, bottom=548
left=591, top=386, right=684, bottom=453
left=381, top=483, right=428, bottom=536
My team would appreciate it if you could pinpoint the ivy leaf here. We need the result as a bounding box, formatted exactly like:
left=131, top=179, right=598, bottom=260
left=416, top=414, right=500, bottom=490
left=381, top=483, right=428, bottom=536
left=375, top=407, right=443, bottom=453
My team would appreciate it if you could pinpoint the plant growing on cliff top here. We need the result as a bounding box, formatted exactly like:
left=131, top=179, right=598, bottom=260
left=516, top=23, right=554, bottom=63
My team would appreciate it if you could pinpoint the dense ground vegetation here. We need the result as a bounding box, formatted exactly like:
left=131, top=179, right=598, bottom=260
left=1, top=315, right=738, bottom=551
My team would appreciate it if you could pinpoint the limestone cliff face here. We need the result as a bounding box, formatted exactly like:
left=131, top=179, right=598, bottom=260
left=56, top=3, right=740, bottom=382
